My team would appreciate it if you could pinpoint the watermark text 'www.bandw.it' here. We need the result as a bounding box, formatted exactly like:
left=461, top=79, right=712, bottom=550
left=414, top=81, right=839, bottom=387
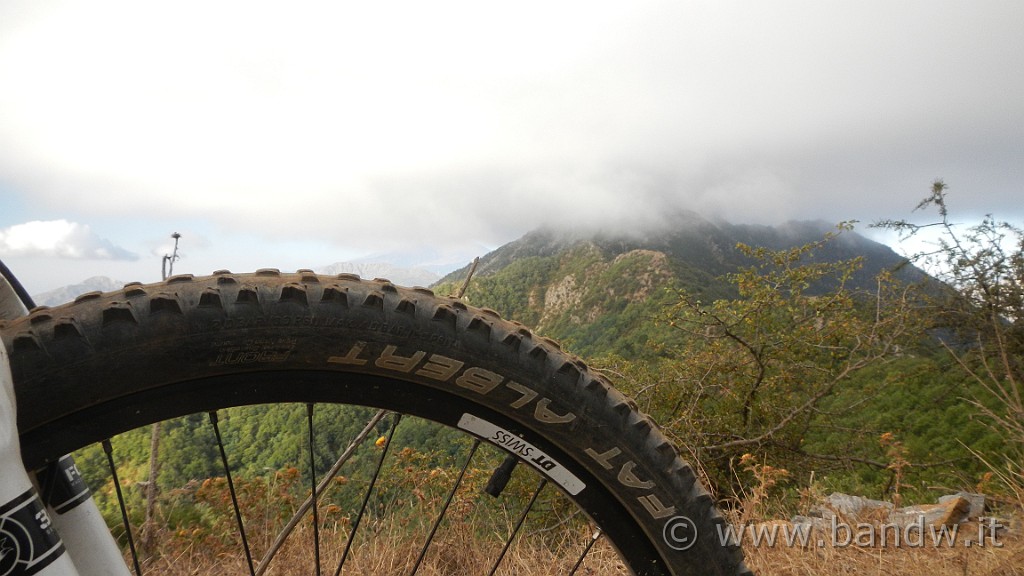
left=715, top=517, right=1005, bottom=549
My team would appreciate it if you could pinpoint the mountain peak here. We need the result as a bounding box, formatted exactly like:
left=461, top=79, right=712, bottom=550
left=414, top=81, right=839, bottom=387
left=435, top=215, right=923, bottom=356
left=444, top=216, right=899, bottom=285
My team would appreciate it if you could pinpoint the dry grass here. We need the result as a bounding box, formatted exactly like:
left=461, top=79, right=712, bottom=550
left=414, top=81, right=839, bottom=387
left=741, top=518, right=1023, bottom=576
left=102, top=438, right=1023, bottom=575
left=127, top=467, right=1023, bottom=575
left=137, top=520, right=629, bottom=575
left=132, top=513, right=1024, bottom=575
left=720, top=452, right=1024, bottom=575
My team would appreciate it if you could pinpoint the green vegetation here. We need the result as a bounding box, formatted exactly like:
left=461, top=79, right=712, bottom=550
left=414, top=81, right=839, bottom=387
left=438, top=188, right=1021, bottom=515
left=68, top=182, right=1023, bottom=572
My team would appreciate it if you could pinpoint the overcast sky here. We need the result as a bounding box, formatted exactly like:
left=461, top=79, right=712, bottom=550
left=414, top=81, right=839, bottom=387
left=1, top=1, right=1021, bottom=294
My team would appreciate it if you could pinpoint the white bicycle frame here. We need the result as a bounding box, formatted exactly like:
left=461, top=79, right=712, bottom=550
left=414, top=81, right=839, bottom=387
left=1, top=267, right=132, bottom=576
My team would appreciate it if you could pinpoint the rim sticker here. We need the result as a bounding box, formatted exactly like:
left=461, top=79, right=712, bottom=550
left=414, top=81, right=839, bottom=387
left=457, top=413, right=586, bottom=495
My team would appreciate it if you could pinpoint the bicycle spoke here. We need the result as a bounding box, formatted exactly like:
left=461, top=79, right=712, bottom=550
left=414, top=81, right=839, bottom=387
left=255, top=408, right=388, bottom=575
left=103, top=439, right=143, bottom=576
left=567, top=529, right=602, bottom=576
left=408, top=438, right=482, bottom=575
left=487, top=477, right=548, bottom=576
left=307, top=404, right=322, bottom=576
left=209, top=410, right=256, bottom=576
left=333, top=412, right=403, bottom=576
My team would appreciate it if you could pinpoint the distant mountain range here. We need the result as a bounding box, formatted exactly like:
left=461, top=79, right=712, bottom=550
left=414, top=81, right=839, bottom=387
left=33, top=276, right=127, bottom=307
left=30, top=262, right=442, bottom=308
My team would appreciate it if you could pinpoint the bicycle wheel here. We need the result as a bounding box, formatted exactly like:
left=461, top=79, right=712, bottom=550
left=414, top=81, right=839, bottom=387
left=2, top=270, right=751, bottom=576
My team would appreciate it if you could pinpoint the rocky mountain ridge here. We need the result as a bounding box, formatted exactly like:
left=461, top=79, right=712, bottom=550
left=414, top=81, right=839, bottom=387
left=435, top=213, right=926, bottom=357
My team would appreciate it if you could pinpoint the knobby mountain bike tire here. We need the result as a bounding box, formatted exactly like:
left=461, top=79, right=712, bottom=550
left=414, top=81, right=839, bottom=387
left=1, top=270, right=751, bottom=576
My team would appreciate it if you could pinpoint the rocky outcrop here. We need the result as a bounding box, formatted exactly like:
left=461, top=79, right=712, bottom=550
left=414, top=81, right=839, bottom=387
left=534, top=247, right=674, bottom=333
left=543, top=274, right=581, bottom=316
left=795, top=491, right=988, bottom=531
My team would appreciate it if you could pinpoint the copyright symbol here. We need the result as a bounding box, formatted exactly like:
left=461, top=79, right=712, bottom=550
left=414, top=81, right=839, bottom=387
left=662, top=515, right=698, bottom=551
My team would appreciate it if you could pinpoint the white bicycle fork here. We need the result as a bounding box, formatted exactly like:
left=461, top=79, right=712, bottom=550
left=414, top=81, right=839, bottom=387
left=1, top=274, right=131, bottom=576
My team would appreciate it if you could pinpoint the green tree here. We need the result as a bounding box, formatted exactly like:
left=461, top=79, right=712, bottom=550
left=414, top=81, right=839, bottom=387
left=878, top=180, right=1024, bottom=507
left=616, top=225, right=923, bottom=495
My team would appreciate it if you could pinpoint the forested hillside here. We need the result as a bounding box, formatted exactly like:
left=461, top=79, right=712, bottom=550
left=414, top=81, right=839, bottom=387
left=432, top=211, right=1003, bottom=503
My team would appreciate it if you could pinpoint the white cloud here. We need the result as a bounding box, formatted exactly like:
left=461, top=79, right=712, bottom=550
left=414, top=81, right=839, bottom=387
left=0, top=1, right=1020, bottom=261
left=0, top=220, right=137, bottom=260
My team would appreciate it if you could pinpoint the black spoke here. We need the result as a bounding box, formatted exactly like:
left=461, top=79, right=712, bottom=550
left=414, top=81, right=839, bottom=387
left=333, top=412, right=403, bottom=576
left=307, top=404, right=322, bottom=576
left=103, top=439, right=143, bottom=576
left=488, top=477, right=548, bottom=576
left=209, top=410, right=256, bottom=576
left=255, top=409, right=388, bottom=576
left=409, top=439, right=482, bottom=575
left=567, top=529, right=602, bottom=576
